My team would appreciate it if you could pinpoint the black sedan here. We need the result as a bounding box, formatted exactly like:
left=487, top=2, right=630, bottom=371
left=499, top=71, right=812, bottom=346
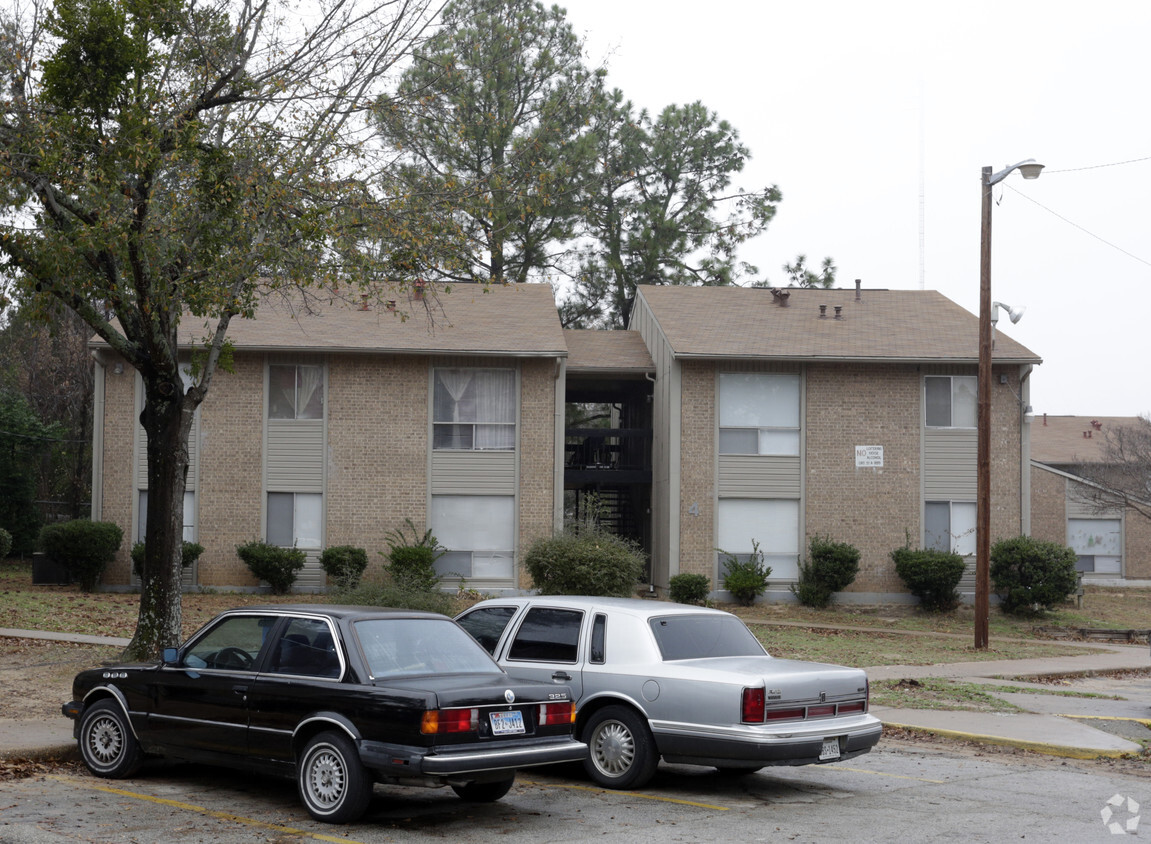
left=62, top=605, right=586, bottom=823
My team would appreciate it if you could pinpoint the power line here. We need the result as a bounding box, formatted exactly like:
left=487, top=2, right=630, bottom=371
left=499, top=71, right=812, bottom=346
left=1006, top=184, right=1151, bottom=269
left=1044, top=155, right=1151, bottom=174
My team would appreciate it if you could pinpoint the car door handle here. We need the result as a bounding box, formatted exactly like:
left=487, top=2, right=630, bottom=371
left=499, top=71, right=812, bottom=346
left=551, top=671, right=571, bottom=682
left=232, top=684, right=248, bottom=699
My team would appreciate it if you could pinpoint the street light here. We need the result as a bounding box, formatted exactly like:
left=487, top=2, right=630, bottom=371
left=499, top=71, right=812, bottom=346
left=976, top=159, right=1043, bottom=650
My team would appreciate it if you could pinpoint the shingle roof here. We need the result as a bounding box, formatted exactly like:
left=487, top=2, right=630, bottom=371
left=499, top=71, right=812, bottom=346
left=1030, top=415, right=1143, bottom=464
left=563, top=329, right=655, bottom=373
left=177, top=283, right=567, bottom=357
left=636, top=285, right=1041, bottom=363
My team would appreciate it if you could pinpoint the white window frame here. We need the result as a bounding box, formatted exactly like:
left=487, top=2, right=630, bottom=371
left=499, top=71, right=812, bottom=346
left=924, top=375, right=977, bottom=429
left=432, top=368, right=516, bottom=451
left=266, top=492, right=323, bottom=549
left=718, top=372, right=801, bottom=456
left=1068, top=518, right=1122, bottom=574
left=716, top=498, right=800, bottom=580
left=924, top=500, right=977, bottom=555
left=430, top=494, right=515, bottom=580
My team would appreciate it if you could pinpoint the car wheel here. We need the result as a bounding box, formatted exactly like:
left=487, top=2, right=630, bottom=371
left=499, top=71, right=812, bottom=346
left=298, top=731, right=373, bottom=823
left=78, top=699, right=143, bottom=778
left=582, top=705, right=658, bottom=789
left=451, top=776, right=515, bottom=802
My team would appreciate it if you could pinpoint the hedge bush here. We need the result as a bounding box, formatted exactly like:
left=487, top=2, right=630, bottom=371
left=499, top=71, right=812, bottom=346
left=130, top=540, right=204, bottom=579
left=236, top=541, right=305, bottom=594
left=720, top=540, right=772, bottom=606
left=384, top=520, right=443, bottom=591
left=0, top=527, right=11, bottom=559
left=669, top=573, right=711, bottom=605
left=39, top=519, right=123, bottom=592
left=991, top=535, right=1079, bottom=616
left=320, top=545, right=369, bottom=590
left=791, top=535, right=860, bottom=608
left=524, top=528, right=645, bottom=597
left=891, top=546, right=966, bottom=612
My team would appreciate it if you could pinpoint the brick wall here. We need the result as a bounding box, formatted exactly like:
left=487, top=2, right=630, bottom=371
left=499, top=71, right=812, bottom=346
left=98, top=358, right=137, bottom=585
left=516, top=359, right=558, bottom=589
left=677, top=361, right=717, bottom=580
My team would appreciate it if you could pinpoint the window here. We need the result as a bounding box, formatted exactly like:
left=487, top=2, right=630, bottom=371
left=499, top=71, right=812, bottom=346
left=650, top=615, right=766, bottom=661
left=1069, top=518, right=1122, bottom=574
left=353, top=618, right=503, bottom=679
left=590, top=614, right=607, bottom=664
left=925, top=376, right=976, bottom=428
left=181, top=614, right=277, bottom=671
left=717, top=498, right=799, bottom=580
left=924, top=501, right=976, bottom=555
left=267, top=492, right=322, bottom=548
left=269, top=364, right=324, bottom=420
left=456, top=606, right=518, bottom=655
left=718, top=373, right=800, bottom=455
left=431, top=495, right=514, bottom=579
left=507, top=607, right=583, bottom=663
left=137, top=490, right=196, bottom=543
left=269, top=617, right=341, bottom=678
left=433, top=368, right=515, bottom=450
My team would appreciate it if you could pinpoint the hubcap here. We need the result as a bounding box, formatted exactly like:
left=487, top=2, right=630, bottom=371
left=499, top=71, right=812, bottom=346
left=307, top=747, right=346, bottom=807
left=591, top=720, right=634, bottom=776
left=88, top=716, right=123, bottom=764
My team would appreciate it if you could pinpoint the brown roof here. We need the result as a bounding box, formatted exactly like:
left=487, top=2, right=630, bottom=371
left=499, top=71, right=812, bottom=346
left=1030, top=415, right=1144, bottom=464
left=165, top=283, right=567, bottom=357
left=636, top=285, right=1041, bottom=363
left=563, top=329, right=655, bottom=373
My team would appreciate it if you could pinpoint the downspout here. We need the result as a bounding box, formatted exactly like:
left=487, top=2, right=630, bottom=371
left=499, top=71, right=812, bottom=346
left=554, top=357, right=567, bottom=535
left=1019, top=365, right=1033, bottom=536
left=90, top=352, right=106, bottom=521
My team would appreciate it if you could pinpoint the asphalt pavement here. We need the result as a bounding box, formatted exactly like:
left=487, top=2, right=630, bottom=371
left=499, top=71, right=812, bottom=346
left=1, top=627, right=1149, bottom=763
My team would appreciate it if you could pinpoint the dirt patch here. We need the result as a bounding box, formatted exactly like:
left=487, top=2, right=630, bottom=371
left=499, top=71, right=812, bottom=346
left=0, top=639, right=122, bottom=721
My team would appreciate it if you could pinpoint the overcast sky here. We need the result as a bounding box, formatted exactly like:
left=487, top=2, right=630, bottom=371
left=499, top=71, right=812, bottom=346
left=561, top=0, right=1150, bottom=418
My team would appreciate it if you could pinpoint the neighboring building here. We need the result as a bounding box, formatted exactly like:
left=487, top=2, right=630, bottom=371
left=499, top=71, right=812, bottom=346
left=1030, top=415, right=1151, bottom=582
left=90, top=282, right=1043, bottom=601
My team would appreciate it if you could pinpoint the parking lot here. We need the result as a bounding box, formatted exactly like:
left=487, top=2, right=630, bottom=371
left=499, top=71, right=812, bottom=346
left=3, top=740, right=1149, bottom=843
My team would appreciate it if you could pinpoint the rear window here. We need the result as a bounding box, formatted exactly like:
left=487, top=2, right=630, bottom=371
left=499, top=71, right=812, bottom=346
left=353, top=618, right=503, bottom=679
left=649, top=615, right=767, bottom=661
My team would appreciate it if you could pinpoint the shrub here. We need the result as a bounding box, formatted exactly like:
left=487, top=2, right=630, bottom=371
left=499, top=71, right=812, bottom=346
left=320, top=545, right=369, bottom=590
left=39, top=519, right=123, bottom=592
left=0, top=527, right=11, bottom=559
left=383, top=520, right=444, bottom=591
left=130, top=540, right=204, bottom=579
left=524, top=528, right=645, bottom=597
left=236, top=541, right=305, bottom=594
left=891, top=546, right=965, bottom=612
left=669, top=573, right=711, bottom=605
left=791, top=535, right=860, bottom=608
left=332, top=579, right=459, bottom=616
left=720, top=540, right=772, bottom=606
left=991, top=535, right=1079, bottom=616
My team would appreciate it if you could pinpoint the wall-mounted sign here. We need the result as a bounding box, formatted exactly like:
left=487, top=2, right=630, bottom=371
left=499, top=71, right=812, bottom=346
left=855, top=445, right=883, bottom=468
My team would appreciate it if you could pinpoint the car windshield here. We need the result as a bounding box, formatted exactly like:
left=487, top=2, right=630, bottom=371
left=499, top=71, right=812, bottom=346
left=649, top=614, right=767, bottom=661
left=353, top=618, right=504, bottom=678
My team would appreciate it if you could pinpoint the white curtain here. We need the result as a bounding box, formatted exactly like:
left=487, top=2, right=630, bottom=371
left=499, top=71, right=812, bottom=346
left=296, top=366, right=324, bottom=419
left=474, top=370, right=515, bottom=449
left=436, top=370, right=474, bottom=422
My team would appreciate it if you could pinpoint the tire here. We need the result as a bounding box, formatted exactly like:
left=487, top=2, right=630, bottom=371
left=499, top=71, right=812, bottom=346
left=297, top=731, right=373, bottom=824
left=451, top=776, right=515, bottom=802
left=78, top=699, right=143, bottom=778
left=582, top=705, right=658, bottom=789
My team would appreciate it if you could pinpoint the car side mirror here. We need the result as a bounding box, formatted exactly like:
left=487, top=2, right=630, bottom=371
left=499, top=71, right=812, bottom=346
left=162, top=647, right=178, bottom=665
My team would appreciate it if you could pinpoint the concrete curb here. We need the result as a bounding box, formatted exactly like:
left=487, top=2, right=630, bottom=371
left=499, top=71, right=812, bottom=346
left=881, top=720, right=1135, bottom=760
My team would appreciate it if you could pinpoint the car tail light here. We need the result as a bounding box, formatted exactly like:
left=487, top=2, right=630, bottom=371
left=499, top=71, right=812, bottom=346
left=764, top=707, right=807, bottom=722
left=807, top=704, right=835, bottom=718
left=838, top=700, right=866, bottom=715
left=538, top=701, right=576, bottom=726
left=421, top=707, right=478, bottom=734
left=741, top=687, right=765, bottom=723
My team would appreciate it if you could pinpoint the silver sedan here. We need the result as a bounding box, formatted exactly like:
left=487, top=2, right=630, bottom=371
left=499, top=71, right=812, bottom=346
left=456, top=596, right=882, bottom=789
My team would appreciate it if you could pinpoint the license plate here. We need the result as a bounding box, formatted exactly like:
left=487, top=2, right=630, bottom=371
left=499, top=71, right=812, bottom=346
left=490, top=710, right=526, bottom=736
left=819, top=738, right=841, bottom=761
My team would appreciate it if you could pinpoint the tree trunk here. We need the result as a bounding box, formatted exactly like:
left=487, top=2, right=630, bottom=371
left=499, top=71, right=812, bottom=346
left=122, top=382, right=195, bottom=661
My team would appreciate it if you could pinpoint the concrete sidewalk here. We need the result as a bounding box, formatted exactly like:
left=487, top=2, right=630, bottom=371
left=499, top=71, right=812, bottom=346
left=1, top=629, right=1149, bottom=763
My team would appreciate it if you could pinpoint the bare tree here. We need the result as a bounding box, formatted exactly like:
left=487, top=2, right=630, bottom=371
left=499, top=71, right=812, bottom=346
left=1073, top=416, right=1151, bottom=522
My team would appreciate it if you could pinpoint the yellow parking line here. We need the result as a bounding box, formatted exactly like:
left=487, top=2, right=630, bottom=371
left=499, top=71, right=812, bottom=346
left=518, top=779, right=729, bottom=811
left=1061, top=714, right=1151, bottom=727
left=46, top=775, right=364, bottom=844
left=820, top=766, right=947, bottom=784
